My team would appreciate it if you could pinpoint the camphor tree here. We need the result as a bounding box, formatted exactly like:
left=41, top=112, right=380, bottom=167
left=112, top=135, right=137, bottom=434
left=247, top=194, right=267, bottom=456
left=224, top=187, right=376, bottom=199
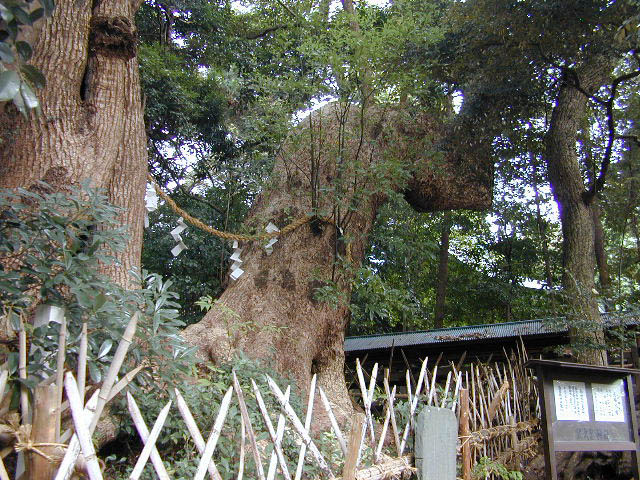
left=0, top=0, right=147, bottom=288
left=181, top=1, right=494, bottom=417
left=1, top=0, right=493, bottom=419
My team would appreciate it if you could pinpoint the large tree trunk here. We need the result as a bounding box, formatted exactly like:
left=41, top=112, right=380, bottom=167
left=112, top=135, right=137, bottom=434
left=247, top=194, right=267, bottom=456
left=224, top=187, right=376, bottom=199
left=183, top=102, right=493, bottom=420
left=0, top=0, right=147, bottom=287
left=433, top=213, right=452, bottom=329
left=544, top=61, right=611, bottom=365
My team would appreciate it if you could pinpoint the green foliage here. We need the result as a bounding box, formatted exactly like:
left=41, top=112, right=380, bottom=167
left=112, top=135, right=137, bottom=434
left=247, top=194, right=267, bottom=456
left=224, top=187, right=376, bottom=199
left=106, top=353, right=318, bottom=480
left=0, top=0, right=53, bottom=114
left=473, top=457, right=523, bottom=480
left=0, top=183, right=195, bottom=403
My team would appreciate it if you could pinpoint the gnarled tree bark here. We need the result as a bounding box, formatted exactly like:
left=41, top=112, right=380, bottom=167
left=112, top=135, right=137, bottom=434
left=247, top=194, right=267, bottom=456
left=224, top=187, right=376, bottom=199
left=182, top=102, right=493, bottom=420
left=0, top=0, right=147, bottom=288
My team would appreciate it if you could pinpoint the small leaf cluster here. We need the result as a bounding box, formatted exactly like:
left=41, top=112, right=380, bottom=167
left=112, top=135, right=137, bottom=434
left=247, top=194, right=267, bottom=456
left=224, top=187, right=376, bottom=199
left=472, top=456, right=523, bottom=480
left=0, top=0, right=53, bottom=114
left=0, top=183, right=195, bottom=407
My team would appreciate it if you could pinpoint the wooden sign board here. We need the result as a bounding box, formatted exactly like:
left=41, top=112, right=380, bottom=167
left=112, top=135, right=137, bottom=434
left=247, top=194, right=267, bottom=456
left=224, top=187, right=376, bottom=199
left=526, top=360, right=640, bottom=480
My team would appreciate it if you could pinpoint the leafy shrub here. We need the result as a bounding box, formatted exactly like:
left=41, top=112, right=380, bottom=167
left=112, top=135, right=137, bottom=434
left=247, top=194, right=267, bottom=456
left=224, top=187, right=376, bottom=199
left=0, top=183, right=194, bottom=414
left=473, top=457, right=523, bottom=480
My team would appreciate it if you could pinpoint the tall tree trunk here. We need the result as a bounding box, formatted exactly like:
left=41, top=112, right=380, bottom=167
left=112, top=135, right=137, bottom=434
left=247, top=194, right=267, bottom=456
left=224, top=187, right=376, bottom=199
left=532, top=158, right=555, bottom=289
left=592, top=200, right=610, bottom=292
left=0, top=0, right=147, bottom=288
left=182, top=102, right=493, bottom=421
left=544, top=61, right=611, bottom=366
left=433, top=213, right=452, bottom=329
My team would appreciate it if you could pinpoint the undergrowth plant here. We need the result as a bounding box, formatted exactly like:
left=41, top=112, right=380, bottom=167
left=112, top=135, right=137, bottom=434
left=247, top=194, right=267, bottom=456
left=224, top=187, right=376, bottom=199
left=0, top=182, right=195, bottom=433
left=473, top=456, right=523, bottom=480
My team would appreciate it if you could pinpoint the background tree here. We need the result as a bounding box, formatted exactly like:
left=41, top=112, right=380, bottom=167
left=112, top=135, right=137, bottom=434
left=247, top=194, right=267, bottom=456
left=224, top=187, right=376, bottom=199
left=419, top=0, right=640, bottom=363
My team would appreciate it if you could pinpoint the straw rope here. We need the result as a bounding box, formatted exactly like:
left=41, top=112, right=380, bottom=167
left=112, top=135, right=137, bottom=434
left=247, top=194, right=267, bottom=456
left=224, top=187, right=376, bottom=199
left=147, top=174, right=354, bottom=262
left=14, top=441, right=66, bottom=463
left=0, top=420, right=66, bottom=464
left=460, top=419, right=538, bottom=449
left=149, top=174, right=325, bottom=242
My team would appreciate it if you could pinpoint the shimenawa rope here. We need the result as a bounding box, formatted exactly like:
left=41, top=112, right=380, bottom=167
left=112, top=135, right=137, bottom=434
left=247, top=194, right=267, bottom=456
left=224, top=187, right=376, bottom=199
left=147, top=174, right=354, bottom=262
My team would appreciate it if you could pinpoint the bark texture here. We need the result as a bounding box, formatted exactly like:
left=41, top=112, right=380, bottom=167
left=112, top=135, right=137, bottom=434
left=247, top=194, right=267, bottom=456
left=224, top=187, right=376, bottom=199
left=591, top=201, right=610, bottom=291
left=182, top=102, right=493, bottom=420
left=0, top=0, right=147, bottom=287
left=433, top=213, right=452, bottom=329
left=544, top=60, right=611, bottom=365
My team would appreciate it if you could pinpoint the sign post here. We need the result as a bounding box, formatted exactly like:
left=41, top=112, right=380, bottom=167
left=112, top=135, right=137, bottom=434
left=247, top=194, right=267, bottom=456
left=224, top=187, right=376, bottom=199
left=525, top=360, right=640, bottom=480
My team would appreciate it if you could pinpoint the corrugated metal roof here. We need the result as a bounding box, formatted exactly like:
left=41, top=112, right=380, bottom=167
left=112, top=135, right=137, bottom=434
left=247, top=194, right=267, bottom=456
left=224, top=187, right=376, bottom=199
left=344, top=313, right=639, bottom=352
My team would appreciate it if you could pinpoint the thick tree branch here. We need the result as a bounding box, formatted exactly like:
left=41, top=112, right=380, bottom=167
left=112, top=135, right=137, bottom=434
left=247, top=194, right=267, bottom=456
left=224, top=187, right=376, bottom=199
left=565, top=64, right=640, bottom=202
left=245, top=24, right=290, bottom=40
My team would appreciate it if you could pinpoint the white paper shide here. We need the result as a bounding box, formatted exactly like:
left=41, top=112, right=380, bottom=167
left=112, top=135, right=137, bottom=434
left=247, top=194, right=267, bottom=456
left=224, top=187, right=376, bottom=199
left=592, top=379, right=625, bottom=423
left=264, top=222, right=280, bottom=255
left=170, top=217, right=188, bottom=257
left=553, top=380, right=589, bottom=421
left=229, top=240, right=244, bottom=280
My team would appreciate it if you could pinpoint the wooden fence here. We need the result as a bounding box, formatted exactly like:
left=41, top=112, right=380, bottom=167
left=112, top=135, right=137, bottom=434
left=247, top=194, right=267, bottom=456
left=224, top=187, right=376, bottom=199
left=0, top=307, right=540, bottom=480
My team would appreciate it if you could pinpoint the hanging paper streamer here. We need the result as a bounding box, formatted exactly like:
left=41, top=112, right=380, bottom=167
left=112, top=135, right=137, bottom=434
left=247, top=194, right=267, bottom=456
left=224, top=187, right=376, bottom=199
left=229, top=240, right=244, bottom=280
left=264, top=222, right=280, bottom=255
left=144, top=183, right=159, bottom=228
left=170, top=217, right=188, bottom=257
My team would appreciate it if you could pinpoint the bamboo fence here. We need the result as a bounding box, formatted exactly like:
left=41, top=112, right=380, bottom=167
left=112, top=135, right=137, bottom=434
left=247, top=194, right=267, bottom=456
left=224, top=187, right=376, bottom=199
left=0, top=304, right=541, bottom=480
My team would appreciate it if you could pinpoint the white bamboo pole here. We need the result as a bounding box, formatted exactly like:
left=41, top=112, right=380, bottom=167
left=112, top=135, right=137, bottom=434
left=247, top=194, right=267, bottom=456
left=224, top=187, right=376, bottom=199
left=440, top=371, right=452, bottom=408
left=232, top=372, right=265, bottom=480
left=129, top=400, right=172, bottom=480
left=267, top=386, right=290, bottom=480
left=77, top=322, right=88, bottom=406
left=54, top=390, right=100, bottom=480
left=237, top=412, right=245, bottom=480
left=451, top=372, right=462, bottom=412
left=55, top=311, right=138, bottom=480
left=107, top=364, right=146, bottom=402
left=318, top=386, right=347, bottom=456
left=174, top=389, right=222, bottom=480
left=89, top=312, right=138, bottom=434
left=0, top=369, right=9, bottom=404
left=383, top=378, right=400, bottom=456
left=193, top=387, right=234, bottom=480
left=428, top=365, right=438, bottom=406
left=18, top=316, right=28, bottom=424
left=126, top=392, right=171, bottom=480
left=374, top=385, right=395, bottom=463
left=405, top=370, right=412, bottom=416
left=59, top=365, right=145, bottom=443
left=251, top=380, right=291, bottom=480
left=266, top=376, right=335, bottom=479
left=399, top=360, right=427, bottom=455
left=0, top=456, right=9, bottom=480
left=55, top=315, right=67, bottom=440
left=64, top=372, right=103, bottom=480
left=15, top=317, right=28, bottom=480
left=294, top=375, right=316, bottom=480
left=364, top=363, right=378, bottom=446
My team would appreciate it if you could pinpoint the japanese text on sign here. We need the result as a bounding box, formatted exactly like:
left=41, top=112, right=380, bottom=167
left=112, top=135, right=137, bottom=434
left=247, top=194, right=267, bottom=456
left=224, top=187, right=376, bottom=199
left=592, top=379, right=626, bottom=423
left=553, top=380, right=589, bottom=421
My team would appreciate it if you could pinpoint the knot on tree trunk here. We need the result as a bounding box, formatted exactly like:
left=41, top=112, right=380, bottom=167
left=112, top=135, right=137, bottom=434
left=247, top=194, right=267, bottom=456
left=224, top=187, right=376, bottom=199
left=89, top=16, right=137, bottom=59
